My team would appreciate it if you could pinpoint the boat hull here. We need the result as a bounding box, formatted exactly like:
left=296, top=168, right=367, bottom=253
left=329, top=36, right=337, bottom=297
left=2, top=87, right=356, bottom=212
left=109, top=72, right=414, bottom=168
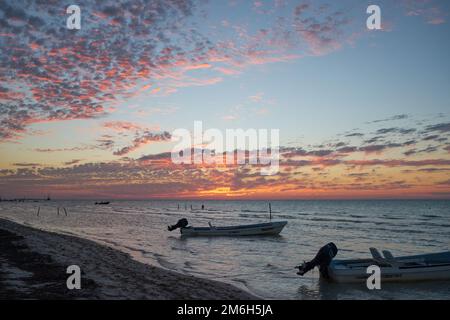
left=180, top=221, right=287, bottom=237
left=327, top=251, right=450, bottom=283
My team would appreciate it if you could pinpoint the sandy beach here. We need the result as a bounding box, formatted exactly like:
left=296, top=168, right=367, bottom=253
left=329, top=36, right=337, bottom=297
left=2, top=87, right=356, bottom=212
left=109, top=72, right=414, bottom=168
left=0, top=218, right=257, bottom=300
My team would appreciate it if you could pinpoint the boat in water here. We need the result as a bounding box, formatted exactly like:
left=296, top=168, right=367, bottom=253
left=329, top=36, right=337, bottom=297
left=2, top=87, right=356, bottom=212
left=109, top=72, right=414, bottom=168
left=328, top=248, right=450, bottom=283
left=168, top=218, right=287, bottom=236
left=95, top=201, right=110, bottom=205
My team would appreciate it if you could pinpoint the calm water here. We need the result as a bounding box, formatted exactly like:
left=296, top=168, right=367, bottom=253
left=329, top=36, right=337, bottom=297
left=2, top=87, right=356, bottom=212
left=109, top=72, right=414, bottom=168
left=1, top=200, right=449, bottom=299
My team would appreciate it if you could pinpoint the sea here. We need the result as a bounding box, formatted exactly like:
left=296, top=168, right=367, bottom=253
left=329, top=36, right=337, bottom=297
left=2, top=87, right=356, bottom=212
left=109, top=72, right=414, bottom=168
left=1, top=199, right=449, bottom=299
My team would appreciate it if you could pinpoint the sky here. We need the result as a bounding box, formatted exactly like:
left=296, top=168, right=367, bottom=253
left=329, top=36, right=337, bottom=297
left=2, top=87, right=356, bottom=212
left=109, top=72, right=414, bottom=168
left=0, top=0, right=449, bottom=200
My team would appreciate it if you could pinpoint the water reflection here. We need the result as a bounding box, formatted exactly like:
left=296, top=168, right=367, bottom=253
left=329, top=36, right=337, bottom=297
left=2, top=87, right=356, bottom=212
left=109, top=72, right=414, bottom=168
left=297, top=278, right=450, bottom=300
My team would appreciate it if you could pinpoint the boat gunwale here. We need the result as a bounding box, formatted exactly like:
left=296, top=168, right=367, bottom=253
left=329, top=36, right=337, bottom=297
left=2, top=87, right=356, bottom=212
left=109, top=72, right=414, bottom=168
left=332, top=251, right=450, bottom=266
left=181, top=221, right=287, bottom=232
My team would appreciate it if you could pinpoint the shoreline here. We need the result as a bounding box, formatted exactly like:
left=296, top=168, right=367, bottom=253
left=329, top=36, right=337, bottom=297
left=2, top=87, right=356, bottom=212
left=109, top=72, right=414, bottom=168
left=0, top=218, right=258, bottom=300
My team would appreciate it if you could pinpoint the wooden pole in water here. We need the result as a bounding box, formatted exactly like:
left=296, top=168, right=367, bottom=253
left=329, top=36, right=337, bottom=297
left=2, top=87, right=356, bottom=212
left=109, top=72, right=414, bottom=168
left=37, top=206, right=40, bottom=217
left=57, top=207, right=60, bottom=215
left=269, top=203, right=272, bottom=220
left=63, top=207, right=68, bottom=216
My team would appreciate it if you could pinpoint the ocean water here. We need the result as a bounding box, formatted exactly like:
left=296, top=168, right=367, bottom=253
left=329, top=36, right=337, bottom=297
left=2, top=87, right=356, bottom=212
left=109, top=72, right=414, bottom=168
left=1, top=199, right=449, bottom=300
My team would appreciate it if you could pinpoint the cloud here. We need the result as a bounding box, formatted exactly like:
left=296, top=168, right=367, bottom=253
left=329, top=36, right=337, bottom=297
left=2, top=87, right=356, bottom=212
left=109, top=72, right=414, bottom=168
left=424, top=122, right=450, bottom=133
left=376, top=128, right=398, bottom=134
left=416, top=168, right=450, bottom=173
left=34, top=146, right=92, bottom=153
left=184, top=63, right=212, bottom=71
left=359, top=143, right=402, bottom=154
left=282, top=147, right=334, bottom=158
left=346, top=159, right=450, bottom=167
left=249, top=92, right=264, bottom=102
left=404, top=149, right=417, bottom=156
left=12, top=162, right=41, bottom=167
left=0, top=0, right=210, bottom=140
left=368, top=114, right=408, bottom=124
left=423, top=135, right=440, bottom=141
left=375, top=127, right=416, bottom=135
left=113, top=131, right=172, bottom=156
left=1, top=122, right=450, bottom=199
left=214, top=67, right=241, bottom=75
left=364, top=136, right=383, bottom=144
left=293, top=8, right=351, bottom=56
left=1, top=1, right=446, bottom=143
left=336, top=146, right=358, bottom=153
left=103, top=121, right=143, bottom=132
left=402, top=0, right=447, bottom=25
left=437, top=179, right=450, bottom=186
left=64, top=159, right=82, bottom=166
left=345, top=133, right=364, bottom=137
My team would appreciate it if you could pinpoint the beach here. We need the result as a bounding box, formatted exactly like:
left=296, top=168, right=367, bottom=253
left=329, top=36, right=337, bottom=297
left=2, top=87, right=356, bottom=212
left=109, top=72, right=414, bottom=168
left=0, top=218, right=257, bottom=300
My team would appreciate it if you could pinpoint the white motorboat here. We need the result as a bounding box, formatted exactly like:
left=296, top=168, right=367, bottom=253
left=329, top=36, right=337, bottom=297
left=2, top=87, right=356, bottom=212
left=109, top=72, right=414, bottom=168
left=327, top=248, right=450, bottom=283
left=179, top=221, right=288, bottom=236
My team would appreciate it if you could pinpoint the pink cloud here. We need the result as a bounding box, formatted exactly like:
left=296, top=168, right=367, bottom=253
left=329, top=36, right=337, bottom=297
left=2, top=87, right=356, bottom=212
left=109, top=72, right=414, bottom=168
left=103, top=121, right=143, bottom=132
left=214, top=67, right=241, bottom=75
left=402, top=0, right=447, bottom=25
left=113, top=131, right=172, bottom=156
left=185, top=63, right=212, bottom=71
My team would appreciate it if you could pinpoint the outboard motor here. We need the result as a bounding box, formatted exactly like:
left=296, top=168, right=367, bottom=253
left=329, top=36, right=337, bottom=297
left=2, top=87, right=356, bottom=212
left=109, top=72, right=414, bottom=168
left=168, top=218, right=189, bottom=231
left=296, top=242, right=338, bottom=279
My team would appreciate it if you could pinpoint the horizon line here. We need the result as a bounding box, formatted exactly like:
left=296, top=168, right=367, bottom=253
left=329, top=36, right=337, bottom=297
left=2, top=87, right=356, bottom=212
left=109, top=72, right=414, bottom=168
left=3, top=197, right=449, bottom=201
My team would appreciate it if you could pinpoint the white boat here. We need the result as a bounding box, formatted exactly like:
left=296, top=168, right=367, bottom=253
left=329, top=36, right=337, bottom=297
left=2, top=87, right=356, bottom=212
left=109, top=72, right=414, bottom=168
left=179, top=221, right=287, bottom=236
left=327, top=248, right=450, bottom=283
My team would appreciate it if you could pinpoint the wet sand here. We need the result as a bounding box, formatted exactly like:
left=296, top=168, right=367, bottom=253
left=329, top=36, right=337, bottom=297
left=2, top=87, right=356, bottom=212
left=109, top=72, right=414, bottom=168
left=0, top=218, right=257, bottom=300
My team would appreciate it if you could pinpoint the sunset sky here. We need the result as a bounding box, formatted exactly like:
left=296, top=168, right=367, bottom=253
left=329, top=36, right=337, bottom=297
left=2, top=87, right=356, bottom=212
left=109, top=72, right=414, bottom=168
left=1, top=0, right=449, bottom=199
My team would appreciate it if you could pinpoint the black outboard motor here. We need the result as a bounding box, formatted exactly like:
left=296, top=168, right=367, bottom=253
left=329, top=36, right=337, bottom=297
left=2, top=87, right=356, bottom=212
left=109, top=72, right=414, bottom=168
left=296, top=242, right=338, bottom=279
left=168, top=218, right=189, bottom=231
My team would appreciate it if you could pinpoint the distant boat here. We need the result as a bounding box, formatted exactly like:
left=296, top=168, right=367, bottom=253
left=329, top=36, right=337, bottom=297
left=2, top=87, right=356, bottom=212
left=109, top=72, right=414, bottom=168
left=95, top=201, right=110, bottom=205
left=328, top=248, right=450, bottom=283
left=180, top=221, right=287, bottom=237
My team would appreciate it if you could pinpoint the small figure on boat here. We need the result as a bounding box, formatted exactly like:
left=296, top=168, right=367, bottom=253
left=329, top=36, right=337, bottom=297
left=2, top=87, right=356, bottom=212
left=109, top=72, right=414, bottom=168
left=296, top=242, right=338, bottom=279
left=202, top=204, right=205, bottom=210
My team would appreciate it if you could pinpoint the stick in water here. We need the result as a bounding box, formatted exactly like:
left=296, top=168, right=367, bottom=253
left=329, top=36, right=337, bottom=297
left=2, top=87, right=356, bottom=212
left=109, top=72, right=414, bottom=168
left=64, top=207, right=68, bottom=216
left=37, top=206, right=40, bottom=216
left=269, top=203, right=272, bottom=220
